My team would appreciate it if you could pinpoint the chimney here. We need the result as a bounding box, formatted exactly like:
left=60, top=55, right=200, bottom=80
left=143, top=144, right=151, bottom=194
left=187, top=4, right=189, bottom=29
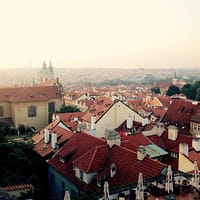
left=179, top=143, right=188, bottom=157
left=51, top=133, right=57, bottom=149
left=110, top=163, right=117, bottom=178
left=44, top=129, right=50, bottom=144
left=91, top=115, right=96, bottom=130
left=126, top=115, right=133, bottom=129
left=142, top=118, right=149, bottom=126
left=105, top=129, right=121, bottom=148
left=137, top=146, right=146, bottom=161
left=156, top=122, right=165, bottom=137
left=192, top=138, right=200, bottom=152
left=168, top=125, right=178, bottom=141
left=74, top=117, right=78, bottom=122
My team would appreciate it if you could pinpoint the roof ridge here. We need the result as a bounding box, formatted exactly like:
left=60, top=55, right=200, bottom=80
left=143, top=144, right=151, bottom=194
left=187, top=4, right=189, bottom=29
left=86, top=146, right=99, bottom=172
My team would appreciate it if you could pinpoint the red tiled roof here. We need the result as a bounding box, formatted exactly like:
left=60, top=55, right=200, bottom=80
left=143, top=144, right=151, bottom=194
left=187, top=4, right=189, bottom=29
left=121, top=133, right=151, bottom=151
left=0, top=85, right=61, bottom=103
left=48, top=132, right=166, bottom=192
left=55, top=112, right=85, bottom=122
left=147, top=131, right=193, bottom=153
left=161, top=99, right=200, bottom=134
left=188, top=150, right=200, bottom=168
left=32, top=119, right=60, bottom=143
left=156, top=96, right=172, bottom=108
left=191, top=108, right=200, bottom=123
left=48, top=132, right=106, bottom=191
left=73, top=145, right=109, bottom=173
left=33, top=121, right=73, bottom=157
left=82, top=97, right=113, bottom=123
left=155, top=80, right=171, bottom=89
left=96, top=146, right=166, bottom=187
left=0, top=184, right=34, bottom=192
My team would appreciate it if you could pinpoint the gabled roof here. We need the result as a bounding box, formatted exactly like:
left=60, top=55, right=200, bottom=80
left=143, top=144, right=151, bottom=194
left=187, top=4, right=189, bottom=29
left=95, top=100, right=143, bottom=124
left=82, top=97, right=113, bottom=123
left=73, top=145, right=109, bottom=173
left=48, top=132, right=166, bottom=192
left=95, top=146, right=166, bottom=187
left=0, top=85, right=61, bottom=103
left=48, top=132, right=106, bottom=191
left=32, top=120, right=73, bottom=157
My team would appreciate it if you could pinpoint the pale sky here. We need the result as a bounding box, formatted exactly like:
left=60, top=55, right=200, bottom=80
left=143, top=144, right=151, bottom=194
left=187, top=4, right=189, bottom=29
left=0, top=0, right=200, bottom=68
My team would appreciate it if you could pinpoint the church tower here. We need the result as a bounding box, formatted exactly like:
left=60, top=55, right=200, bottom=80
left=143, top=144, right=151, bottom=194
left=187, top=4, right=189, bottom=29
left=172, top=71, right=178, bottom=85
left=38, top=60, right=55, bottom=85
left=48, top=60, right=54, bottom=81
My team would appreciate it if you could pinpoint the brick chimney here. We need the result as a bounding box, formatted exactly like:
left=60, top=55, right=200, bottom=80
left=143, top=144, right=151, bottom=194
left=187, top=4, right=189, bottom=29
left=105, top=129, right=121, bottom=148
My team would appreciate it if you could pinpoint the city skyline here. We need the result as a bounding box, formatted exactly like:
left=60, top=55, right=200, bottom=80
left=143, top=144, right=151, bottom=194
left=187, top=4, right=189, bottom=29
left=0, top=0, right=200, bottom=69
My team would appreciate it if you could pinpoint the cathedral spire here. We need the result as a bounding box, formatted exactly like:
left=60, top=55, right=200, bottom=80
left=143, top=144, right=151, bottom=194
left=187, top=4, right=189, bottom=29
left=42, top=60, right=47, bottom=69
left=48, top=60, right=53, bottom=71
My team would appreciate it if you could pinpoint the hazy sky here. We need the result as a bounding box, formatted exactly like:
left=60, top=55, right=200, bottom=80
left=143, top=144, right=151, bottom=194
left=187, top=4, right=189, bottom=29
left=0, top=0, right=200, bottom=68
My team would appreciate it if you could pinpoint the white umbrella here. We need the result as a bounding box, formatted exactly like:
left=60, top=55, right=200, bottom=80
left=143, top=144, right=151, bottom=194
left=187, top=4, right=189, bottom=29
left=103, top=181, right=110, bottom=200
left=194, top=161, right=199, bottom=189
left=136, top=172, right=144, bottom=200
left=165, top=165, right=173, bottom=193
left=63, top=191, right=71, bottom=200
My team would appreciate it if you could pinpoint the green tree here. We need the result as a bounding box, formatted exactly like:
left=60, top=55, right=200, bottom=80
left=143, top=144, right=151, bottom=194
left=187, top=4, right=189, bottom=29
left=59, top=105, right=81, bottom=113
left=195, top=88, right=200, bottom=101
left=181, top=84, right=196, bottom=100
left=151, top=87, right=161, bottom=94
left=166, top=85, right=180, bottom=96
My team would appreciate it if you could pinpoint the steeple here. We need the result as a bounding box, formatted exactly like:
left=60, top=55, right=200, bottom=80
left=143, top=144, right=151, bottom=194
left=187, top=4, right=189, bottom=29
left=42, top=60, right=47, bottom=69
left=174, top=71, right=177, bottom=79
left=48, top=60, right=53, bottom=72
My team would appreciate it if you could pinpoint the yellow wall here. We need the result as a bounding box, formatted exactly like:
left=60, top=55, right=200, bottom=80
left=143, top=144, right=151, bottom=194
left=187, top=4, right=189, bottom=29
left=0, top=102, right=11, bottom=118
left=178, top=153, right=194, bottom=173
left=95, top=101, right=144, bottom=138
left=2, top=98, right=62, bottom=130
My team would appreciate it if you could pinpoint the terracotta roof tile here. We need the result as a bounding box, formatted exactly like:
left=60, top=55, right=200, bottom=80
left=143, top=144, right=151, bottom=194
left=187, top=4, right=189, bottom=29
left=0, top=85, right=61, bottom=103
left=161, top=99, right=200, bottom=134
left=96, top=146, right=166, bottom=187
left=48, top=132, right=166, bottom=192
left=73, top=145, right=109, bottom=173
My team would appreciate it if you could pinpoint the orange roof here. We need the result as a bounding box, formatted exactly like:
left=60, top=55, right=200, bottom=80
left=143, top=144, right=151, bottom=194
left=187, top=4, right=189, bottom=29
left=82, top=97, right=112, bottom=122
left=33, top=120, right=73, bottom=157
left=0, top=85, right=61, bottom=103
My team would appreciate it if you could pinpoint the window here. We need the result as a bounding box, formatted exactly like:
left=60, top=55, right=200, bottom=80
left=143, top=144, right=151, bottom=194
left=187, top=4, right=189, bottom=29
left=0, top=106, right=3, bottom=117
left=28, top=106, right=36, bottom=117
left=80, top=170, right=83, bottom=181
left=48, top=102, right=55, bottom=113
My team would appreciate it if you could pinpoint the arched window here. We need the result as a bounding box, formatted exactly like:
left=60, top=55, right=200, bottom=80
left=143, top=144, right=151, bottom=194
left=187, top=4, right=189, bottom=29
left=0, top=106, right=3, bottom=117
left=48, top=102, right=55, bottom=113
left=28, top=105, right=36, bottom=117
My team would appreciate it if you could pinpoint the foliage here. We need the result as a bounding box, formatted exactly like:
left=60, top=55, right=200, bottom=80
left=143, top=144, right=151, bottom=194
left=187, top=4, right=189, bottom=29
left=181, top=81, right=200, bottom=100
left=58, top=105, right=81, bottom=113
left=151, top=87, right=161, bottom=94
left=18, top=124, right=26, bottom=134
left=166, top=85, right=180, bottom=96
left=0, top=142, right=48, bottom=199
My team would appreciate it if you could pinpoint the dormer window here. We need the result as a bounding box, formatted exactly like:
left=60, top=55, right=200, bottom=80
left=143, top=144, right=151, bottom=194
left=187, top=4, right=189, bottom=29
left=97, top=180, right=102, bottom=187
left=59, top=156, right=65, bottom=163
